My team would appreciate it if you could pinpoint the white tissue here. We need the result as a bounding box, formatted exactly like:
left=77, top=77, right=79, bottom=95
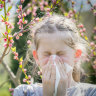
left=51, top=55, right=73, bottom=96
left=52, top=55, right=60, bottom=96
left=64, top=62, right=73, bottom=74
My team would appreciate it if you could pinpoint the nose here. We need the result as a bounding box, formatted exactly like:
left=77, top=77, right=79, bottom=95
left=50, top=55, right=60, bottom=61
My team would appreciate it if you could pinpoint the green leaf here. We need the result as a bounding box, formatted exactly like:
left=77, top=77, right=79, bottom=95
left=85, top=36, right=88, bottom=40
left=64, top=12, right=68, bottom=17
left=56, top=0, right=60, bottom=4
left=93, top=51, right=96, bottom=56
left=23, top=17, right=24, bottom=22
left=2, top=33, right=5, bottom=37
left=11, top=47, right=16, bottom=52
left=20, top=56, right=23, bottom=62
left=1, top=15, right=5, bottom=20
left=0, top=9, right=2, bottom=11
left=7, top=6, right=12, bottom=13
left=81, top=4, right=83, bottom=8
left=19, top=64, right=22, bottom=68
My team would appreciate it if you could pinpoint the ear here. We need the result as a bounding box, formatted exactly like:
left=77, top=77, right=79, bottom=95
left=32, top=50, right=38, bottom=62
left=75, top=49, right=82, bottom=58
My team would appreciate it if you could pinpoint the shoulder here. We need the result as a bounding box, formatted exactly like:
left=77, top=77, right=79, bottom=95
left=13, top=83, right=43, bottom=96
left=67, top=82, right=96, bottom=96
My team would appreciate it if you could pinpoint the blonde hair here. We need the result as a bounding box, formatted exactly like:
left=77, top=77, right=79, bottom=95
left=28, top=13, right=90, bottom=82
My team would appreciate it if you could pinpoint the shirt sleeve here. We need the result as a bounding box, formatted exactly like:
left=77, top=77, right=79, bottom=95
left=67, top=82, right=96, bottom=96
left=13, top=83, right=43, bottom=96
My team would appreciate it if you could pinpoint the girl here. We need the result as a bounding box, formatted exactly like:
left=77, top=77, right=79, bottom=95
left=13, top=13, right=96, bottom=96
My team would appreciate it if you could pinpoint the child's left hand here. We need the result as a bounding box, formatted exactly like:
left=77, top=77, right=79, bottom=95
left=55, top=57, right=69, bottom=96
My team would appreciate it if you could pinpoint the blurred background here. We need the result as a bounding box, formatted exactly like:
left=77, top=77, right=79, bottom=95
left=0, top=0, right=96, bottom=96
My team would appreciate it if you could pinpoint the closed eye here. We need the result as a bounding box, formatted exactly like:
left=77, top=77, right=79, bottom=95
left=43, top=52, right=51, bottom=56
left=56, top=51, right=65, bottom=56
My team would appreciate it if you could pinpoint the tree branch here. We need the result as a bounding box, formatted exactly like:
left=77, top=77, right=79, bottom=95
left=2, top=60, right=20, bottom=86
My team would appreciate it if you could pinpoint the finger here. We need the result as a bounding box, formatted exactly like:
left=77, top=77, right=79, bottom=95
left=44, top=57, right=52, bottom=80
left=50, top=64, right=56, bottom=81
left=59, top=58, right=66, bottom=73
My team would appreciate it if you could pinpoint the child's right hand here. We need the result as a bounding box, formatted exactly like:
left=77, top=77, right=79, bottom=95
left=42, top=57, right=56, bottom=96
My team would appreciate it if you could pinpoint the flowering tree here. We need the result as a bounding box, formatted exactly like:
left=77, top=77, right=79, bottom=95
left=0, top=0, right=96, bottom=95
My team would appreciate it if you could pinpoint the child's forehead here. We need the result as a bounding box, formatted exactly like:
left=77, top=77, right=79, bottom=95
left=37, top=32, right=73, bottom=51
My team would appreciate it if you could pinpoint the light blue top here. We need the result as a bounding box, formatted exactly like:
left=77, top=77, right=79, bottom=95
left=13, top=82, right=96, bottom=96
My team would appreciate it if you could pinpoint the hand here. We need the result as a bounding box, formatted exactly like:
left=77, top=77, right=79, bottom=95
left=55, top=57, right=68, bottom=96
left=42, top=57, right=56, bottom=96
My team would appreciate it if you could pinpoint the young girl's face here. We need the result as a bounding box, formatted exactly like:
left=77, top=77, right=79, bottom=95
left=35, top=33, right=76, bottom=68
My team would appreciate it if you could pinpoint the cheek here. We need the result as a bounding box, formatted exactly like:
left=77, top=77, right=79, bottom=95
left=39, top=56, right=50, bottom=66
left=60, top=55, right=75, bottom=66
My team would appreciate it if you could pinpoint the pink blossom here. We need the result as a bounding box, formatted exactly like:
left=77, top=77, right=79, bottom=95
left=3, top=43, right=7, bottom=48
left=19, top=61, right=22, bottom=65
left=35, top=18, right=39, bottom=22
left=79, top=24, right=84, bottom=28
left=81, top=33, right=84, bottom=36
left=82, top=28, right=86, bottom=32
left=9, top=88, right=14, bottom=92
left=90, top=42, right=95, bottom=46
left=4, top=32, right=8, bottom=35
left=19, top=26, right=22, bottom=29
left=37, top=71, right=42, bottom=75
left=7, top=12, right=10, bottom=16
left=19, top=33, right=23, bottom=36
left=9, top=43, right=12, bottom=47
left=14, top=56, right=18, bottom=60
left=1, top=19, right=4, bottom=22
left=24, top=69, right=27, bottom=73
left=18, top=14, right=21, bottom=18
left=93, top=65, right=96, bottom=69
left=40, top=2, right=43, bottom=6
left=17, top=22, right=21, bottom=25
left=8, top=25, right=14, bottom=29
left=14, top=52, right=18, bottom=56
left=46, top=8, right=50, bottom=12
left=19, top=19, right=23, bottom=23
left=27, top=9, right=31, bottom=15
left=19, top=5, right=22, bottom=10
left=27, top=40, right=31, bottom=45
left=23, top=12, right=26, bottom=17
left=23, top=20, right=28, bottom=24
left=4, top=38, right=7, bottom=42
left=16, top=35, right=19, bottom=40
left=8, top=35, right=12, bottom=39
left=44, top=1, right=48, bottom=6
left=28, top=75, right=31, bottom=79
left=79, top=29, right=83, bottom=33
left=23, top=78, right=27, bottom=82
left=5, top=21, right=8, bottom=25
left=21, top=0, right=25, bottom=3
left=33, top=6, right=37, bottom=12
left=10, top=39, right=14, bottom=43
left=40, top=6, right=44, bottom=11
left=0, top=4, right=3, bottom=8
left=33, top=12, right=37, bottom=16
